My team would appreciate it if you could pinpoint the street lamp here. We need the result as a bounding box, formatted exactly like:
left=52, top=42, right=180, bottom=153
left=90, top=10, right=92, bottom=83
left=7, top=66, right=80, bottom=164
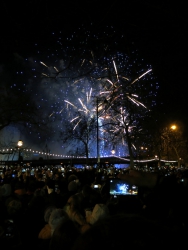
left=17, top=140, right=23, bottom=147
left=161, top=124, right=177, bottom=162
left=96, top=97, right=100, bottom=165
left=17, top=140, right=23, bottom=163
left=111, top=148, right=116, bottom=155
left=170, top=125, right=177, bottom=130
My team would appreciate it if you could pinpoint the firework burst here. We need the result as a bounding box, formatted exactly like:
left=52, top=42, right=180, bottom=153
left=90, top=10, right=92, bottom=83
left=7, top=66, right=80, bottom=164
left=24, top=28, right=159, bottom=157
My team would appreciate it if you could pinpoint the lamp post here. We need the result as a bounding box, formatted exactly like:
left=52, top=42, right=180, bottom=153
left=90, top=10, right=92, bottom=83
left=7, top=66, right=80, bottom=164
left=96, top=97, right=100, bottom=166
left=111, top=147, right=116, bottom=155
left=168, top=125, right=177, bottom=161
left=17, top=140, right=23, bottom=163
left=162, top=124, right=177, bottom=163
left=170, top=124, right=181, bottom=167
left=169, top=124, right=176, bottom=162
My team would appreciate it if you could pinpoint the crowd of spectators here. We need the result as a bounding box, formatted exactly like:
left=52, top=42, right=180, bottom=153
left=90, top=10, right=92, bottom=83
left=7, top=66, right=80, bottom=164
left=0, top=163, right=188, bottom=249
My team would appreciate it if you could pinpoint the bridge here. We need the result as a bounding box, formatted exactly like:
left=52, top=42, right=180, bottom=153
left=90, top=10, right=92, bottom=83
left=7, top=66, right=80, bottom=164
left=0, top=154, right=177, bottom=168
left=0, top=144, right=177, bottom=168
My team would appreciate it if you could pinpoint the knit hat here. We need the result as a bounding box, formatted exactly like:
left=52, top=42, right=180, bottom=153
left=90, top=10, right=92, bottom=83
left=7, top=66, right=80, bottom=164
left=44, top=205, right=56, bottom=223
left=87, top=204, right=110, bottom=225
left=49, top=208, right=68, bottom=235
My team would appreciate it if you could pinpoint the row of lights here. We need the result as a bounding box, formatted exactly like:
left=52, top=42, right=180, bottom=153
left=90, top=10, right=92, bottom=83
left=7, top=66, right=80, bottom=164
left=0, top=146, right=177, bottom=163
left=113, top=155, right=177, bottom=163
left=0, top=148, right=87, bottom=158
left=0, top=140, right=117, bottom=159
left=0, top=124, right=178, bottom=161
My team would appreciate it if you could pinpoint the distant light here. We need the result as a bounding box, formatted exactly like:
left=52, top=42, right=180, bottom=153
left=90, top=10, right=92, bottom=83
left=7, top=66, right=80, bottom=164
left=111, top=149, right=115, bottom=155
left=17, top=140, right=23, bottom=147
left=171, top=125, right=177, bottom=130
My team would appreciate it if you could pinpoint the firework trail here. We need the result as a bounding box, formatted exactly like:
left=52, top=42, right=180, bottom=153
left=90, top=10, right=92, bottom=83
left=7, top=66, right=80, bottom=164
left=24, top=29, right=158, bottom=157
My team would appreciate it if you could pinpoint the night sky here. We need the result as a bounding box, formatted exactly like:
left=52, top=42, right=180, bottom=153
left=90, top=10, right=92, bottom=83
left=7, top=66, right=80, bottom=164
left=0, top=1, right=187, bottom=153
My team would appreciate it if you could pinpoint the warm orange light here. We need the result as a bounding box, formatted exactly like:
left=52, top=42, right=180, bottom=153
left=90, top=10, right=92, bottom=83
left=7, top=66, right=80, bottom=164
left=170, top=125, right=177, bottom=130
